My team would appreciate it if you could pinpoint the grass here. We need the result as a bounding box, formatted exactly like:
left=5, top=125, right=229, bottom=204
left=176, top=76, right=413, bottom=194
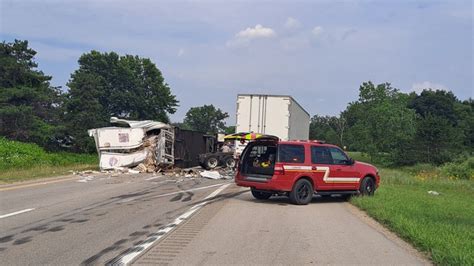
left=0, top=164, right=98, bottom=183
left=0, top=137, right=98, bottom=183
left=348, top=152, right=474, bottom=265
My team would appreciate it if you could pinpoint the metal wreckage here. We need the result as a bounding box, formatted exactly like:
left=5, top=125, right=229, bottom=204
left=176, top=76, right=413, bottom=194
left=87, top=117, right=237, bottom=179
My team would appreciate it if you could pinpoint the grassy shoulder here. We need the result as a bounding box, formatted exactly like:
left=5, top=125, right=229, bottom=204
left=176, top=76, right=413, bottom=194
left=348, top=152, right=474, bottom=265
left=0, top=138, right=98, bottom=183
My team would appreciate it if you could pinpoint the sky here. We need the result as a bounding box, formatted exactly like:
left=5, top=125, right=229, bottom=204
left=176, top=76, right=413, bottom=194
left=1, top=0, right=472, bottom=124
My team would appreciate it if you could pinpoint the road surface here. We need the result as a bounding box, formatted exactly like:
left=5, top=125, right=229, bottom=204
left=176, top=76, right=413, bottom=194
left=0, top=173, right=429, bottom=265
left=0, top=172, right=230, bottom=265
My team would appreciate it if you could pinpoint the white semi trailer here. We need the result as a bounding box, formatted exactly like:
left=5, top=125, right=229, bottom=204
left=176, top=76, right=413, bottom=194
left=234, top=94, right=310, bottom=154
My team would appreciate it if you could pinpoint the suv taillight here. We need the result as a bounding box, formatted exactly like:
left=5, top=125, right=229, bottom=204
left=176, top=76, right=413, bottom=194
left=274, top=163, right=285, bottom=175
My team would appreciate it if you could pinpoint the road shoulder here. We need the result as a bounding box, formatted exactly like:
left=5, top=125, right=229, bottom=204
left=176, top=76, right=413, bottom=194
left=133, top=186, right=431, bottom=265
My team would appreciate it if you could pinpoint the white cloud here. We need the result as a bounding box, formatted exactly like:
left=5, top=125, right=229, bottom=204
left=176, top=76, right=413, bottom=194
left=411, top=81, right=448, bottom=93
left=311, top=26, right=324, bottom=36
left=284, top=17, right=301, bottom=30
left=227, top=24, right=276, bottom=47
left=177, top=48, right=185, bottom=57
left=236, top=24, right=276, bottom=39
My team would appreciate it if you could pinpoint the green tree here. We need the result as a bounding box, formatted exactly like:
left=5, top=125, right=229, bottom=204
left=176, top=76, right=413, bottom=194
left=345, top=81, right=416, bottom=163
left=0, top=40, right=62, bottom=149
left=309, top=115, right=345, bottom=146
left=65, top=51, right=178, bottom=152
left=183, top=105, right=229, bottom=133
left=408, top=90, right=469, bottom=164
left=224, top=125, right=236, bottom=135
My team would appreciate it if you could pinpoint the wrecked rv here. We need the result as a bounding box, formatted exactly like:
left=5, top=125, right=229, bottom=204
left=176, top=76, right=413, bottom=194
left=88, top=117, right=174, bottom=171
left=88, top=117, right=223, bottom=172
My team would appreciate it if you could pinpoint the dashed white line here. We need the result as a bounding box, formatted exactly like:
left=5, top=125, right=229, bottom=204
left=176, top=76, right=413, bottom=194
left=0, top=208, right=35, bottom=219
left=117, top=183, right=230, bottom=265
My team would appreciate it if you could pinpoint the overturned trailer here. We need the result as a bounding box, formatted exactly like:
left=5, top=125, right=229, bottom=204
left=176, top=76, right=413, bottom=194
left=88, top=117, right=174, bottom=170
left=88, top=117, right=220, bottom=171
left=174, top=128, right=216, bottom=168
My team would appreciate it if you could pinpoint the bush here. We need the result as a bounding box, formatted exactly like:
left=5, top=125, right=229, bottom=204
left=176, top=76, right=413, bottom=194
left=440, top=157, right=474, bottom=180
left=0, top=137, right=97, bottom=170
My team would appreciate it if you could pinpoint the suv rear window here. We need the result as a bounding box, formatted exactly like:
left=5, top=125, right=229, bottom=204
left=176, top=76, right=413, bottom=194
left=278, top=144, right=305, bottom=163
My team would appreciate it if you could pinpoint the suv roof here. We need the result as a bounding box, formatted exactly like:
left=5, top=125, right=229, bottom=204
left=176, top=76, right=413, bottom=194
left=258, top=139, right=341, bottom=149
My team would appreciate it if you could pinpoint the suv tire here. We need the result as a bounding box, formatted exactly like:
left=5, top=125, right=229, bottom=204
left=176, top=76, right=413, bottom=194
left=251, top=188, right=272, bottom=200
left=204, top=156, right=219, bottom=170
left=359, top=176, right=376, bottom=196
left=289, top=179, right=313, bottom=205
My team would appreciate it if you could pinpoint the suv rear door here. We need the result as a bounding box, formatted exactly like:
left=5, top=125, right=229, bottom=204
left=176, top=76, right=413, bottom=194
left=239, top=141, right=277, bottom=181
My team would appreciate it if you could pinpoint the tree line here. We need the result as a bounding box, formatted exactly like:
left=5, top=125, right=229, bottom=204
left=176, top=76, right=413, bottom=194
left=0, top=40, right=230, bottom=153
left=1, top=40, right=472, bottom=165
left=310, top=82, right=473, bottom=165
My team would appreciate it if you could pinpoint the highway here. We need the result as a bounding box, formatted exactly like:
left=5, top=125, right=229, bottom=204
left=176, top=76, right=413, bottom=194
left=0, top=173, right=429, bottom=265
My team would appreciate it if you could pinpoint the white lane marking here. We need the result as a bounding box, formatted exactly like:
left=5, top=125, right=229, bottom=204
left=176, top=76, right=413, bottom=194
left=0, top=208, right=35, bottom=219
left=117, top=183, right=230, bottom=265
left=117, top=183, right=229, bottom=204
left=148, top=183, right=228, bottom=200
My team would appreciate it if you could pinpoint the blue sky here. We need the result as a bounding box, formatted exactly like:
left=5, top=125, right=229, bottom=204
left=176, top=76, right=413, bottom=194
left=1, top=0, right=472, bottom=124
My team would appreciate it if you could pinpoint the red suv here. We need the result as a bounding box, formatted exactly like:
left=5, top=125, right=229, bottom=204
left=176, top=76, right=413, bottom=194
left=235, top=139, right=380, bottom=205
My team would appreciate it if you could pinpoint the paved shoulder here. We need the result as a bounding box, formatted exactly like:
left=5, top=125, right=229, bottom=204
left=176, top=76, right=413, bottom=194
left=134, top=185, right=430, bottom=265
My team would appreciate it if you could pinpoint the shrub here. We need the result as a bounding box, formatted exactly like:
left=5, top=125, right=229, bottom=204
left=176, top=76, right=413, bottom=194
left=0, top=137, right=97, bottom=170
left=440, top=157, right=474, bottom=180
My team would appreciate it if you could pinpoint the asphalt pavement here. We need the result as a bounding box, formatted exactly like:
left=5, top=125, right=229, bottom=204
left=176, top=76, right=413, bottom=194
left=0, top=172, right=230, bottom=265
left=0, top=173, right=430, bottom=265
left=134, top=186, right=430, bottom=265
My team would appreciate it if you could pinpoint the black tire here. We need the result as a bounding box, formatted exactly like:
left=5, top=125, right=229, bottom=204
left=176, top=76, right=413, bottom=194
left=359, top=177, right=376, bottom=196
left=224, top=157, right=236, bottom=168
left=204, top=156, right=219, bottom=170
left=289, top=179, right=313, bottom=205
left=341, top=194, right=352, bottom=201
left=251, top=188, right=272, bottom=200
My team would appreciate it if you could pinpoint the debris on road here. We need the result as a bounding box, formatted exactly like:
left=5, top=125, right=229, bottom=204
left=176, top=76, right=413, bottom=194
left=200, top=170, right=221, bottom=179
left=77, top=176, right=95, bottom=183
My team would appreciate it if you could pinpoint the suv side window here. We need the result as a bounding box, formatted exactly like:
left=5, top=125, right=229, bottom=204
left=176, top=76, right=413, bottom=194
left=311, top=146, right=333, bottom=164
left=278, top=144, right=305, bottom=163
left=329, top=147, right=349, bottom=165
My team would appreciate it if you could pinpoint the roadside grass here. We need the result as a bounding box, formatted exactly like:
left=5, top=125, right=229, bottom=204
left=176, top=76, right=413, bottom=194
left=348, top=152, right=474, bottom=265
left=0, top=138, right=98, bottom=183
left=0, top=164, right=98, bottom=183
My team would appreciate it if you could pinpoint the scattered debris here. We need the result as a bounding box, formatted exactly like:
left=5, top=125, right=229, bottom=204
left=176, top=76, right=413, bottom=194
left=428, top=190, right=440, bottom=196
left=200, top=170, right=222, bottom=180
left=128, top=169, right=140, bottom=174
left=77, top=176, right=95, bottom=183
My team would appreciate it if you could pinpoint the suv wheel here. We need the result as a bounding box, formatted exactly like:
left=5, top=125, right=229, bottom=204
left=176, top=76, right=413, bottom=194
left=289, top=179, right=313, bottom=205
left=359, top=177, right=376, bottom=196
left=204, top=156, right=218, bottom=170
left=251, top=188, right=272, bottom=200
left=341, top=194, right=352, bottom=201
